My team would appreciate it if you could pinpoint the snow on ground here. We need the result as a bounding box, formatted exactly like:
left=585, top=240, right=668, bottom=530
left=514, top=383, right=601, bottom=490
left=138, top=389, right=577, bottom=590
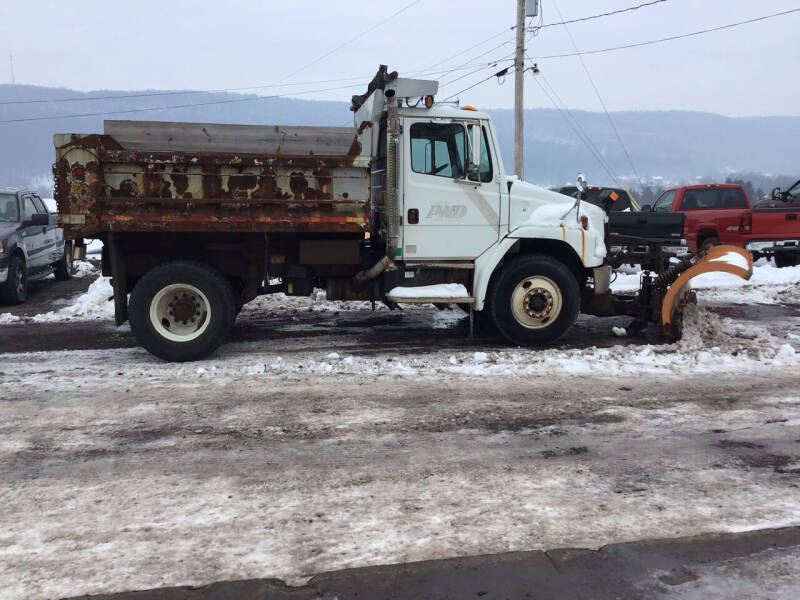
left=2, top=366, right=799, bottom=599
left=612, top=261, right=800, bottom=305
left=0, top=304, right=797, bottom=388
left=1, top=262, right=797, bottom=380
left=72, top=259, right=98, bottom=278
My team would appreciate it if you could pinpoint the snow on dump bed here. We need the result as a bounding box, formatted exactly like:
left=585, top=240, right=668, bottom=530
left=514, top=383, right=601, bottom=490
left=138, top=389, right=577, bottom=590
left=387, top=283, right=470, bottom=299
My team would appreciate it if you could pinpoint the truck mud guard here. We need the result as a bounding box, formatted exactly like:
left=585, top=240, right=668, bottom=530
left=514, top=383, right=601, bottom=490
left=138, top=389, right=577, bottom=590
left=661, top=245, right=753, bottom=338
left=107, top=233, right=129, bottom=326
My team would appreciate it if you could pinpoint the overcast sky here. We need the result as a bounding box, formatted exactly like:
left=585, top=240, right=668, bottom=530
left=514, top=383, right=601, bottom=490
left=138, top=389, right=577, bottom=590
left=1, top=0, right=799, bottom=117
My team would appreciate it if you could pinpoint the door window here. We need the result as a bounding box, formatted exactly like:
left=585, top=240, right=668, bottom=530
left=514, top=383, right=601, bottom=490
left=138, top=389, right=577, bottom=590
left=0, top=194, right=19, bottom=222
left=32, top=195, right=48, bottom=214
left=680, top=188, right=746, bottom=209
left=652, top=190, right=675, bottom=212
left=410, top=122, right=465, bottom=179
left=22, top=196, right=38, bottom=221
left=466, top=125, right=493, bottom=183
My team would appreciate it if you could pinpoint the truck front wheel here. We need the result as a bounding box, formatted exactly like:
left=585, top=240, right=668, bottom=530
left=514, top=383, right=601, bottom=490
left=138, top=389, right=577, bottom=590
left=129, top=261, right=235, bottom=362
left=489, top=254, right=580, bottom=346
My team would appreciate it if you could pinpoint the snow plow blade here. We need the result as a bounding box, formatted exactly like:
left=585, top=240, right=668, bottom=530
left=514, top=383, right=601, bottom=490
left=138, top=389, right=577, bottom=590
left=661, top=245, right=753, bottom=339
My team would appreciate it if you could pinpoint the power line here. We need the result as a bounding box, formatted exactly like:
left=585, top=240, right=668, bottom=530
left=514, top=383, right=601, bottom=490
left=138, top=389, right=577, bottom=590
left=0, top=60, right=496, bottom=107
left=532, top=70, right=621, bottom=186
left=442, top=67, right=510, bottom=102
left=550, top=0, right=643, bottom=186
left=538, top=0, right=667, bottom=29
left=280, top=0, right=422, bottom=81
left=534, top=7, right=800, bottom=60
left=0, top=83, right=367, bottom=124
left=437, top=55, right=514, bottom=90
left=416, top=0, right=667, bottom=77
left=411, top=25, right=516, bottom=76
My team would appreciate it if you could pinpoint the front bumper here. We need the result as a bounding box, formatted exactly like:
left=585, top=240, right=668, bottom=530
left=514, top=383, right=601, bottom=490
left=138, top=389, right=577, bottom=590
left=745, top=239, right=800, bottom=253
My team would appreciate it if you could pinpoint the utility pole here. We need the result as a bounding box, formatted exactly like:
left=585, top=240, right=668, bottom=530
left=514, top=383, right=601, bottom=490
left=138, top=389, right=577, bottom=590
left=9, top=54, right=15, bottom=84
left=514, top=0, right=525, bottom=179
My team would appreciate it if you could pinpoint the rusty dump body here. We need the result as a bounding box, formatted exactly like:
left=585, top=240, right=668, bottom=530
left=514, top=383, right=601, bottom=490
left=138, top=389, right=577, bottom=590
left=53, top=120, right=373, bottom=238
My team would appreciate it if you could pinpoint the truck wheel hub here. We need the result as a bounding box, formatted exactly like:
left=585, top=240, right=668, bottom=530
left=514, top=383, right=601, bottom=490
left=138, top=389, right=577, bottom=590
left=149, top=283, right=211, bottom=342
left=511, top=275, right=563, bottom=330
left=525, top=288, right=553, bottom=318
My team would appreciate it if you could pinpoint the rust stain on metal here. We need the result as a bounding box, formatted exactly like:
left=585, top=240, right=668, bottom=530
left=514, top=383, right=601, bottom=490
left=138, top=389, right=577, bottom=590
left=53, top=123, right=371, bottom=239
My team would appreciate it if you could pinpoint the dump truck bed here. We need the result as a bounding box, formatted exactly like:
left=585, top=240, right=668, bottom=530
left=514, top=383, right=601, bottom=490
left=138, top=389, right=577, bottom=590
left=53, top=120, right=372, bottom=239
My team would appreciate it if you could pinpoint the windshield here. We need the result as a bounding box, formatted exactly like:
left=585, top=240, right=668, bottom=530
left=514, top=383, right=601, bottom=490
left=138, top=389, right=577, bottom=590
left=787, top=181, right=800, bottom=197
left=0, top=193, right=19, bottom=222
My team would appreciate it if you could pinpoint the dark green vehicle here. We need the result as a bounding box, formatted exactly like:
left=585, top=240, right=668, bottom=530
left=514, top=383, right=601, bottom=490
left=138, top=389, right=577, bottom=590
left=0, top=188, right=74, bottom=304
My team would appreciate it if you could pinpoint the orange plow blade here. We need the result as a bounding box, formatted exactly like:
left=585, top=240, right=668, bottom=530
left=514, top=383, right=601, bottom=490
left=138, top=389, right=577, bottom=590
left=661, top=245, right=753, bottom=339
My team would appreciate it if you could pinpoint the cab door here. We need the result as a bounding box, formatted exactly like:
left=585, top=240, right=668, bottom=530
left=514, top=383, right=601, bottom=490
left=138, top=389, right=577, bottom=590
left=32, top=195, right=59, bottom=263
left=20, top=194, right=48, bottom=268
left=402, top=119, right=501, bottom=260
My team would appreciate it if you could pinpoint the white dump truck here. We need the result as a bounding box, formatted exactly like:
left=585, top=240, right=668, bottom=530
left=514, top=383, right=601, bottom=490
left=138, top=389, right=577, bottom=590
left=53, top=66, right=752, bottom=361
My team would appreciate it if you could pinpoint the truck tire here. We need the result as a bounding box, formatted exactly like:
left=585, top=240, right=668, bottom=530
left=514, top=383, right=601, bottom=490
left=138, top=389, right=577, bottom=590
left=775, top=252, right=799, bottom=268
left=0, top=255, right=27, bottom=305
left=700, top=236, right=720, bottom=250
left=489, top=254, right=580, bottom=346
left=53, top=242, right=74, bottom=281
left=129, top=261, right=236, bottom=362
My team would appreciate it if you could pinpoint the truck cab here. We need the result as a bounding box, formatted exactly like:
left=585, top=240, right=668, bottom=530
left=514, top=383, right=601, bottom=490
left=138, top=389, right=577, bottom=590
left=649, top=183, right=751, bottom=251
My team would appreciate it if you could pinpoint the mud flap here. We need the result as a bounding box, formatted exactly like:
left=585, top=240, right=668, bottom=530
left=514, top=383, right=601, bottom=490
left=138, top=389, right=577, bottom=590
left=661, top=245, right=753, bottom=341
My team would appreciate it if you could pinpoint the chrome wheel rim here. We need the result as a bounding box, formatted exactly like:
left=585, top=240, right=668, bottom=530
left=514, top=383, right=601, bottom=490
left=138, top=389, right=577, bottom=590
left=510, top=275, right=563, bottom=329
left=149, top=284, right=210, bottom=342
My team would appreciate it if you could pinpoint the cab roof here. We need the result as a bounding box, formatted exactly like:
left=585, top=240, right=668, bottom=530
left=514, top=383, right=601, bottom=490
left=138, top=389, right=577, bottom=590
left=396, top=104, right=491, bottom=120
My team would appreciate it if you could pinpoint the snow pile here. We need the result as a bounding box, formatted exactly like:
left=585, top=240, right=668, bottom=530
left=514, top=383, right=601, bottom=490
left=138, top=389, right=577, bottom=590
left=433, top=308, right=467, bottom=329
left=0, top=312, right=21, bottom=324
left=72, top=260, right=99, bottom=278
left=30, top=277, right=114, bottom=322
left=7, top=305, right=796, bottom=385
left=612, top=262, right=800, bottom=305
left=387, top=283, right=470, bottom=299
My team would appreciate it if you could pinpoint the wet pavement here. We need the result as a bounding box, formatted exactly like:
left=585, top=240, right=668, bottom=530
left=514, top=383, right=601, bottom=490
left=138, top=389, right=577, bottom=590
left=67, top=527, right=800, bottom=600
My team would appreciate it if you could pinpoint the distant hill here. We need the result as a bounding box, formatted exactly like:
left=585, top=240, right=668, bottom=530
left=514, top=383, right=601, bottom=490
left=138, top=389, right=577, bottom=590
left=1, top=84, right=798, bottom=195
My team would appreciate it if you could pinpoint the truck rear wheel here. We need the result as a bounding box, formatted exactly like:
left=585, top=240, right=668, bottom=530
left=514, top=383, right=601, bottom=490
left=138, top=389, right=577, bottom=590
left=774, top=252, right=799, bottom=268
left=489, top=254, right=580, bottom=346
left=54, top=242, right=75, bottom=281
left=129, top=261, right=235, bottom=362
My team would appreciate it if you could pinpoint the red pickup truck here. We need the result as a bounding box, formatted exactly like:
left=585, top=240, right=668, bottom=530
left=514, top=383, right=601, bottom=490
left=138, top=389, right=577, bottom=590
left=648, top=183, right=800, bottom=267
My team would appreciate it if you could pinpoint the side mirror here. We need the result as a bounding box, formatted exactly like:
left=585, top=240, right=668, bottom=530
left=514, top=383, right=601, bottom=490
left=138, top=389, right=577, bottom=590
left=639, top=204, right=652, bottom=212
left=23, top=213, right=49, bottom=227
left=576, top=172, right=588, bottom=193
left=471, top=125, right=481, bottom=172
left=772, top=187, right=783, bottom=201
